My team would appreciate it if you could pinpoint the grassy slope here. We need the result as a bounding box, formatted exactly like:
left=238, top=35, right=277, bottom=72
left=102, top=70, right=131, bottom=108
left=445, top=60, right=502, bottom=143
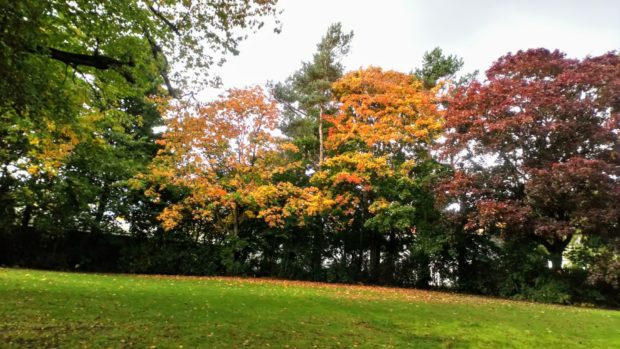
left=0, top=268, right=618, bottom=348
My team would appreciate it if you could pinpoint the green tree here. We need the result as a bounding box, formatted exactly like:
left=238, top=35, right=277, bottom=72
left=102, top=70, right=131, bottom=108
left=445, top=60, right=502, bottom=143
left=270, top=23, right=352, bottom=279
left=414, top=47, right=464, bottom=89
left=272, top=22, right=353, bottom=166
left=0, top=0, right=280, bottom=259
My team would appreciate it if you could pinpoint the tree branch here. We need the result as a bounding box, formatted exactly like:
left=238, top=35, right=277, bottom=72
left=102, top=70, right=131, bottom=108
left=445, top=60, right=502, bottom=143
left=272, top=95, right=308, bottom=117
left=147, top=4, right=182, bottom=36
left=45, top=47, right=136, bottom=83
left=48, top=47, right=132, bottom=70
left=143, top=29, right=179, bottom=98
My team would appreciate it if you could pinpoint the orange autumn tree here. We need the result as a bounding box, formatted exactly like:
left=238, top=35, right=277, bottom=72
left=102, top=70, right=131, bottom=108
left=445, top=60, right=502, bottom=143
left=147, top=86, right=298, bottom=235
left=311, top=67, right=444, bottom=281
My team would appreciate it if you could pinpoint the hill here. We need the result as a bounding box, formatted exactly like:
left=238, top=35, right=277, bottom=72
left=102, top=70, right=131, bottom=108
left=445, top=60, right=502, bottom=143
left=0, top=268, right=618, bottom=348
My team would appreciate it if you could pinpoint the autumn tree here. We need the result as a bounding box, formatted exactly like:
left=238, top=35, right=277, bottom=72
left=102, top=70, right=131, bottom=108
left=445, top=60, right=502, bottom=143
left=145, top=87, right=337, bottom=273
left=440, top=49, right=620, bottom=272
left=313, top=67, right=443, bottom=282
left=147, top=87, right=279, bottom=233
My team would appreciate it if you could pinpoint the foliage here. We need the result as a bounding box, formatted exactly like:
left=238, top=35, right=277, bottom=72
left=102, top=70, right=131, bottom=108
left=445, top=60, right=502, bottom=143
left=272, top=22, right=353, bottom=141
left=147, top=87, right=287, bottom=233
left=2, top=1, right=619, bottom=308
left=414, top=47, right=464, bottom=88
left=268, top=23, right=354, bottom=279
left=440, top=49, right=620, bottom=272
left=0, top=0, right=281, bottom=242
left=310, top=67, right=444, bottom=282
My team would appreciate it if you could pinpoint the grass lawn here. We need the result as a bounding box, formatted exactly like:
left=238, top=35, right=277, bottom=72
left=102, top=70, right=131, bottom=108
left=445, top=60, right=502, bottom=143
left=0, top=268, right=618, bottom=348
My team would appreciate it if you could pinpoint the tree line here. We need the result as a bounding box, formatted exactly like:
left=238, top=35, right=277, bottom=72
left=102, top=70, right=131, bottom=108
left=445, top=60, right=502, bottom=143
left=1, top=1, right=618, bottom=306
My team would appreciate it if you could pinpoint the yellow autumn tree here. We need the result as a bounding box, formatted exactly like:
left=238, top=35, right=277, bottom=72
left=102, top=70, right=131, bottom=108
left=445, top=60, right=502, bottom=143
left=147, top=87, right=282, bottom=233
left=315, top=66, right=443, bottom=215
left=311, top=67, right=444, bottom=281
left=147, top=86, right=327, bottom=236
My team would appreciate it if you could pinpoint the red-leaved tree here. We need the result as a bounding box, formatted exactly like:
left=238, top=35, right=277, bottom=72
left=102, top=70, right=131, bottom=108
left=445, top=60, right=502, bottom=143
left=440, top=49, right=620, bottom=271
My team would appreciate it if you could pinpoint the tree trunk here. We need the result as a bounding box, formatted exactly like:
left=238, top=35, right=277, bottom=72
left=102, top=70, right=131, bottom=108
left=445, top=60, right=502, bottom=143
left=542, top=234, right=573, bottom=272
left=384, top=231, right=397, bottom=284
left=341, top=237, right=348, bottom=269
left=232, top=203, right=239, bottom=237
left=311, top=218, right=324, bottom=280
left=19, top=204, right=36, bottom=264
left=416, top=254, right=432, bottom=288
left=369, top=232, right=381, bottom=283
left=318, top=106, right=324, bottom=168
left=456, top=240, right=468, bottom=288
left=93, top=182, right=110, bottom=233
left=356, top=227, right=364, bottom=280
left=21, top=204, right=33, bottom=232
left=549, top=251, right=563, bottom=272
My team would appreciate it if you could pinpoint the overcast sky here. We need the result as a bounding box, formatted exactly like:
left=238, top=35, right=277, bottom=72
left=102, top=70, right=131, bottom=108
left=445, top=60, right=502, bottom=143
left=202, top=0, right=619, bottom=99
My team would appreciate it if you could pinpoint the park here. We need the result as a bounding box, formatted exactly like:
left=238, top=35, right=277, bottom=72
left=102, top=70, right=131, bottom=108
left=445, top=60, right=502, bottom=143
left=1, top=0, right=618, bottom=347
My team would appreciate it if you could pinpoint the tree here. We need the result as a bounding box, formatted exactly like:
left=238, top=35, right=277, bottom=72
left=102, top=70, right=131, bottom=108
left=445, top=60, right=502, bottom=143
left=272, top=22, right=353, bottom=167
left=270, top=23, right=353, bottom=278
left=415, top=47, right=464, bottom=89
left=0, top=0, right=280, bottom=242
left=440, top=49, right=620, bottom=271
left=313, top=67, right=443, bottom=282
left=147, top=87, right=293, bottom=235
left=1, top=0, right=280, bottom=98
left=145, top=87, right=335, bottom=275
left=1, top=0, right=280, bottom=174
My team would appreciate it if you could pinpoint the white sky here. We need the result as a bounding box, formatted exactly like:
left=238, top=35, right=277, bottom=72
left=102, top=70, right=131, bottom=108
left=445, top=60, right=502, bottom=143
left=202, top=0, right=619, bottom=99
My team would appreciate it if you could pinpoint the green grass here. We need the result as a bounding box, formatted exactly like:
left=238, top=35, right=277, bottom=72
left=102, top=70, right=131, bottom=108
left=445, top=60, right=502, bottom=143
left=0, top=268, right=618, bottom=348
